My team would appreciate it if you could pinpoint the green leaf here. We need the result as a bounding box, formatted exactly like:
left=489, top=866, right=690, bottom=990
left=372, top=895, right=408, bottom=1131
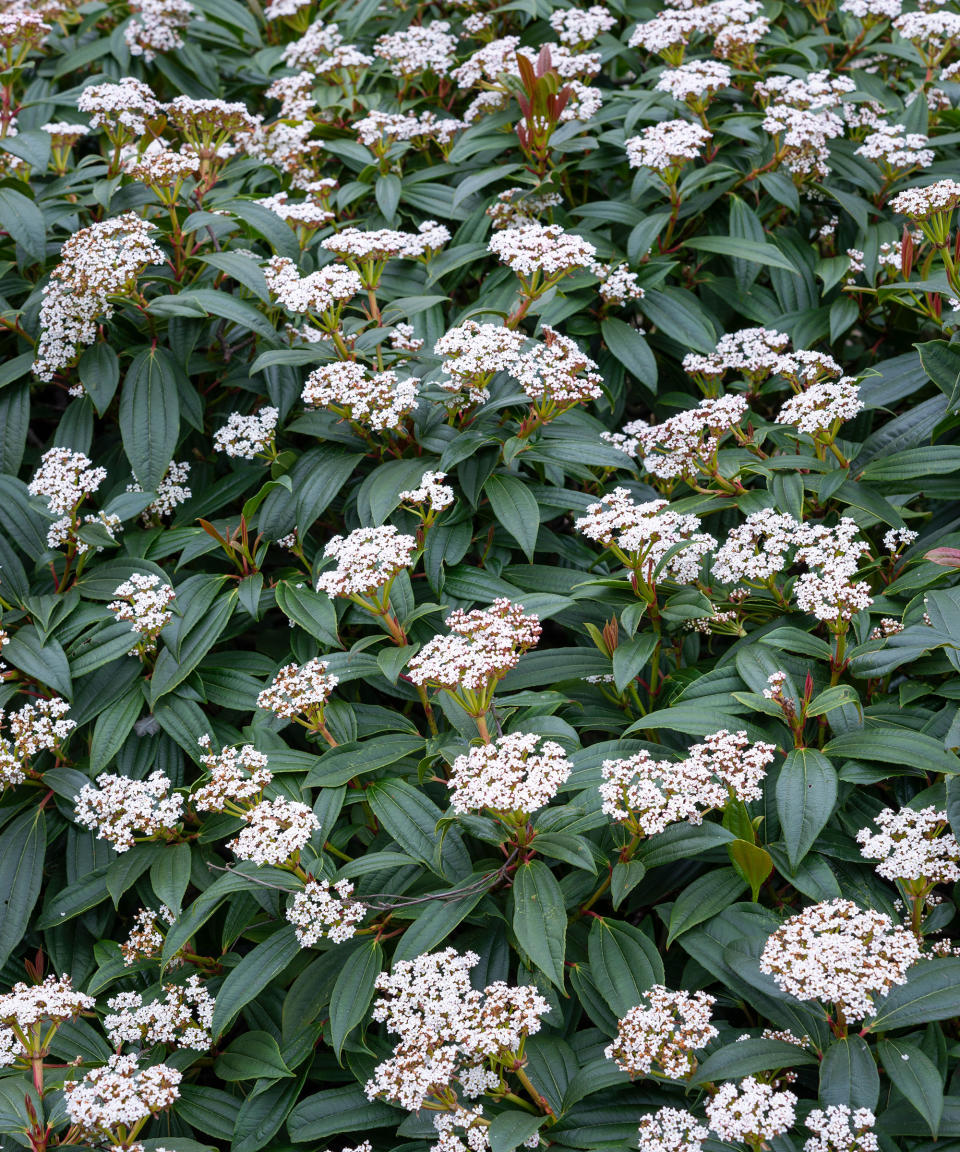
left=274, top=581, right=340, bottom=648
left=865, top=957, right=960, bottom=1030
left=823, top=730, right=960, bottom=775
left=640, top=287, right=717, bottom=353
left=118, top=347, right=181, bottom=492
left=666, top=868, right=747, bottom=946
left=488, top=1112, right=544, bottom=1152
left=512, top=860, right=567, bottom=988
left=776, top=748, right=838, bottom=870
left=366, top=778, right=470, bottom=879
left=0, top=809, right=45, bottom=969
left=611, top=634, right=658, bottom=694
left=878, top=1038, right=943, bottom=1136
left=287, top=1086, right=400, bottom=1143
left=391, top=877, right=490, bottom=963
left=690, top=1038, right=819, bottom=1086
left=819, top=1036, right=879, bottom=1111
left=89, top=688, right=143, bottom=773
left=214, top=1031, right=294, bottom=1081
left=35, top=865, right=110, bottom=928
left=684, top=234, right=801, bottom=274
left=329, top=939, right=383, bottom=1060
left=0, top=187, right=45, bottom=265
left=859, top=446, right=960, bottom=482
left=150, top=588, right=237, bottom=703
left=485, top=473, right=540, bottom=561
left=610, top=859, right=646, bottom=908
left=5, top=625, right=72, bottom=699
left=601, top=317, right=657, bottom=391
left=727, top=840, right=773, bottom=902
left=305, top=735, right=425, bottom=787
left=918, top=338, right=960, bottom=409
left=588, top=917, right=661, bottom=1016
left=149, top=843, right=192, bottom=914
left=210, top=926, right=301, bottom=1039
left=232, top=1070, right=306, bottom=1152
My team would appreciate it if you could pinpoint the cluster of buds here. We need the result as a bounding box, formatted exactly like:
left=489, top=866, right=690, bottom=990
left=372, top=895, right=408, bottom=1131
left=0, top=695, right=75, bottom=789
left=407, top=600, right=541, bottom=740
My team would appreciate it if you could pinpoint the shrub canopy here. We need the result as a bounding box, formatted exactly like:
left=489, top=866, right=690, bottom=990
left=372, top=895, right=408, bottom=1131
left=4, top=0, right=960, bottom=1150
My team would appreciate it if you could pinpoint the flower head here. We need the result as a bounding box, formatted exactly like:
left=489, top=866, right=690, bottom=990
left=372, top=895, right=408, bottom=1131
left=759, top=898, right=922, bottom=1020
left=605, top=987, right=718, bottom=1079
left=448, top=732, right=571, bottom=816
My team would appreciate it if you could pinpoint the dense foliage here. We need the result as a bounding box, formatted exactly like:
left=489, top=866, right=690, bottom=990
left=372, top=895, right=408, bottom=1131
left=8, top=0, right=960, bottom=1150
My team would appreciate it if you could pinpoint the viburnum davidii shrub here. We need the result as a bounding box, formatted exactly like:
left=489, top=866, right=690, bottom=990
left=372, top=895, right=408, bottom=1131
left=9, top=0, right=960, bottom=1151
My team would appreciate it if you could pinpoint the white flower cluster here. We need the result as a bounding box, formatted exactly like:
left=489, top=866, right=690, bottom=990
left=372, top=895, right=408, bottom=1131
left=227, top=797, right=320, bottom=865
left=213, top=407, right=278, bottom=459
left=705, top=1077, right=797, bottom=1143
left=637, top=1108, right=709, bottom=1152
left=74, top=771, right=184, bottom=852
left=374, top=21, right=458, bottom=77
left=322, top=224, right=449, bottom=264
left=77, top=76, right=161, bottom=138
left=890, top=178, right=960, bottom=220
left=315, top=525, right=416, bottom=599
left=259, top=189, right=334, bottom=229
left=683, top=326, right=790, bottom=384
left=257, top=658, right=339, bottom=723
left=193, top=735, right=272, bottom=811
left=605, top=986, right=718, bottom=1079
left=804, top=1106, right=879, bottom=1152
left=105, top=976, right=215, bottom=1051
left=128, top=460, right=192, bottom=521
left=264, top=256, right=361, bottom=316
left=594, top=262, right=645, bottom=305
left=604, top=395, right=748, bottom=481
left=793, top=518, right=873, bottom=623
left=34, top=213, right=163, bottom=381
left=488, top=223, right=597, bottom=284
left=302, top=362, right=420, bottom=431
left=549, top=6, right=616, bottom=46
left=777, top=378, right=864, bottom=435
left=855, top=123, right=934, bottom=170
left=884, top=527, right=918, bottom=552
left=407, top=599, right=542, bottom=692
left=600, top=730, right=774, bottom=832
left=164, top=95, right=259, bottom=142
left=448, top=732, right=571, bottom=816
left=399, top=471, right=455, bottom=512
left=123, top=141, right=201, bottom=187
left=434, top=321, right=527, bottom=404
left=354, top=109, right=462, bottom=151
left=122, top=906, right=176, bottom=966
left=0, top=975, right=94, bottom=1047
left=629, top=0, right=763, bottom=58
left=576, top=489, right=716, bottom=583
left=656, top=60, right=731, bottom=105
left=0, top=695, right=75, bottom=788
left=125, top=0, right=194, bottom=61
left=857, top=805, right=960, bottom=884
left=486, top=187, right=563, bottom=230
left=365, top=947, right=550, bottom=1111
left=510, top=326, right=603, bottom=408
left=63, top=1054, right=181, bottom=1141
left=29, top=447, right=106, bottom=515
left=286, top=877, right=365, bottom=945
left=626, top=119, right=712, bottom=173
left=108, top=574, right=176, bottom=655
left=759, top=898, right=922, bottom=1020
